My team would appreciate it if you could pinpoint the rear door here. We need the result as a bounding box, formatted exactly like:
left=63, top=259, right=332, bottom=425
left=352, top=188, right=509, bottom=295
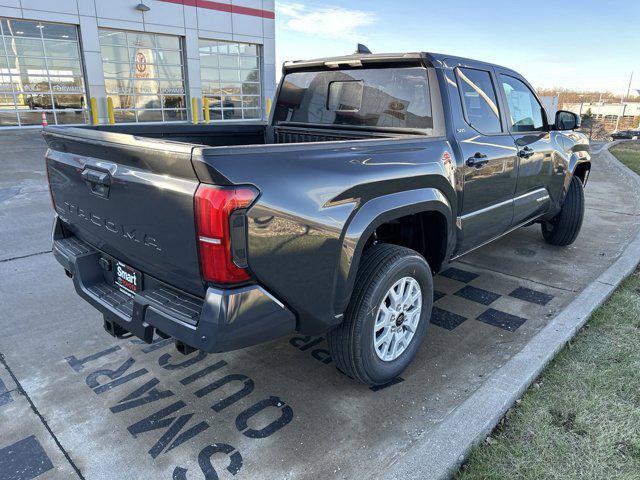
left=44, top=127, right=205, bottom=297
left=496, top=72, right=558, bottom=226
left=452, top=65, right=519, bottom=253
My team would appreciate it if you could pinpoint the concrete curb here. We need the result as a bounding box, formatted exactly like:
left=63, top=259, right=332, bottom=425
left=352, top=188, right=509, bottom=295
left=381, top=144, right=640, bottom=480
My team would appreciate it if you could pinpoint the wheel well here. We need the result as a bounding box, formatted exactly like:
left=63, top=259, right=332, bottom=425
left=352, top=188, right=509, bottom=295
left=573, top=162, right=591, bottom=184
left=362, top=211, right=447, bottom=272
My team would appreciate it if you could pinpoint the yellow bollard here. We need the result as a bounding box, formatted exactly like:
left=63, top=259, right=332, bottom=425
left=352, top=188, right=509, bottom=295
left=191, top=97, right=198, bottom=124
left=90, top=97, right=99, bottom=125
left=266, top=97, right=272, bottom=116
left=203, top=97, right=210, bottom=124
left=106, top=97, right=115, bottom=125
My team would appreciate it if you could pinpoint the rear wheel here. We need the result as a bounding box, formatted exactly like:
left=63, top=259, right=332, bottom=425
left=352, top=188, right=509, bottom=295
left=541, top=175, right=585, bottom=246
left=327, top=244, right=433, bottom=386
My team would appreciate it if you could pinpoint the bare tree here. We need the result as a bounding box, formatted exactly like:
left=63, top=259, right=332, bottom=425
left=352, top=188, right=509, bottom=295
left=536, top=88, right=640, bottom=107
left=578, top=108, right=608, bottom=140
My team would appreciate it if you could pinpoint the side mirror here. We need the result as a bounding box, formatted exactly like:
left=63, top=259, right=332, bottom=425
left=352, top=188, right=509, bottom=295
left=555, top=110, right=580, bottom=131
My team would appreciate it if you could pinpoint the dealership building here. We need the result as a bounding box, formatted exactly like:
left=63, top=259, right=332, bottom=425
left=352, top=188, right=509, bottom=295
left=0, top=0, right=276, bottom=127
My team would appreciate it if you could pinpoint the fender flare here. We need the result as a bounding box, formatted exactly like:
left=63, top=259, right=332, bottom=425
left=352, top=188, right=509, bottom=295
left=332, top=187, right=454, bottom=316
left=568, top=151, right=591, bottom=176
left=563, top=151, right=592, bottom=199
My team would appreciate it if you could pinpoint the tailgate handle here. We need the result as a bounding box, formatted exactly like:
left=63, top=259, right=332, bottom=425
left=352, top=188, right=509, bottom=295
left=81, top=168, right=111, bottom=186
left=81, top=168, right=111, bottom=198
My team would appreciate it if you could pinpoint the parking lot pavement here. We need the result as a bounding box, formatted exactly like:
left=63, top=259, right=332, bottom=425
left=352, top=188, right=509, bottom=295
left=0, top=130, right=53, bottom=262
left=1, top=131, right=638, bottom=479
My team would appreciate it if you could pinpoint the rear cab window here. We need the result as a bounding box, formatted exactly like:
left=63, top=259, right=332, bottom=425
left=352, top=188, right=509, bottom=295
left=455, top=67, right=502, bottom=134
left=273, top=66, right=435, bottom=132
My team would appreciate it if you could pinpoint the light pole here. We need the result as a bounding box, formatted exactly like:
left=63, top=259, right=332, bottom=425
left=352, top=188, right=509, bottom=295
left=614, top=71, right=634, bottom=132
left=579, top=95, right=584, bottom=117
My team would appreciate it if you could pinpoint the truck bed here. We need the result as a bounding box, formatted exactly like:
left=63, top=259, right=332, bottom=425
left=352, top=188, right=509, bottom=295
left=83, top=122, right=404, bottom=148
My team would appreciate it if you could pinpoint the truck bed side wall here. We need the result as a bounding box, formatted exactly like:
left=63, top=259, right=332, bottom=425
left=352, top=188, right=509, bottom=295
left=196, top=137, right=457, bottom=334
left=87, top=123, right=268, bottom=147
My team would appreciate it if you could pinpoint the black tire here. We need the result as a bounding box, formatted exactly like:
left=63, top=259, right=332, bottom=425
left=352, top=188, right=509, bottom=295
left=541, top=175, right=585, bottom=246
left=327, top=244, right=433, bottom=386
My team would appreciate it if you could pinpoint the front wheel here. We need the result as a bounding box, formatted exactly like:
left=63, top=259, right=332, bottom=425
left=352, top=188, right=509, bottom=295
left=541, top=175, right=585, bottom=246
left=327, top=244, right=433, bottom=386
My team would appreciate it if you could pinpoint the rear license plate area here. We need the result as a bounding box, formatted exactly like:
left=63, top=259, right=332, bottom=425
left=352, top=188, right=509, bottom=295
left=114, top=260, right=142, bottom=296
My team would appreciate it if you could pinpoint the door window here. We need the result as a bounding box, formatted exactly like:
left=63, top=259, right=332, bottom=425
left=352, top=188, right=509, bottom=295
left=455, top=67, right=501, bottom=134
left=500, top=75, right=545, bottom=132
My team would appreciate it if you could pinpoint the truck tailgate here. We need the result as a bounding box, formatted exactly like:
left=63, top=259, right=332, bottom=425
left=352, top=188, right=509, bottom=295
left=43, top=127, right=205, bottom=297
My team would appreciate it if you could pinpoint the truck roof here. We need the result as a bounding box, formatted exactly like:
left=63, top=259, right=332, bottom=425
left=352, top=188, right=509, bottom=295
left=282, top=51, right=518, bottom=75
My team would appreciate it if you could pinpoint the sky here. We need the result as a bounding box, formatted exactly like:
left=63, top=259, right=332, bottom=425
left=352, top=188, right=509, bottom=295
left=274, top=0, right=640, bottom=95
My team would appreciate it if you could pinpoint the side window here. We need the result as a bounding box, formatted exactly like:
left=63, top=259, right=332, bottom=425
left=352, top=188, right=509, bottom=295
left=455, top=67, right=501, bottom=134
left=499, top=75, right=546, bottom=132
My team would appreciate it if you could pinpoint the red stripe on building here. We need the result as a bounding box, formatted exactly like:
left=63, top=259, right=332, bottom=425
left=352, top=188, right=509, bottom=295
left=158, top=0, right=275, bottom=19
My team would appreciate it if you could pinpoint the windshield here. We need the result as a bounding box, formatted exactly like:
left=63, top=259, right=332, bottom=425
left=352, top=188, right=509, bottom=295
left=273, top=66, right=433, bottom=130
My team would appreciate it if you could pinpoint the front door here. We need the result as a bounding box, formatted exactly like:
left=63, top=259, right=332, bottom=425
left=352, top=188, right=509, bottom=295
left=497, top=73, right=558, bottom=226
left=454, top=66, right=519, bottom=253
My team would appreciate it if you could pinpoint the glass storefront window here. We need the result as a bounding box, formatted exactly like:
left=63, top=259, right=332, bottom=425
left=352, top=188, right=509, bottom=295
left=99, top=28, right=187, bottom=123
left=163, top=109, right=186, bottom=121
left=9, top=38, right=45, bottom=57
left=44, top=40, right=79, bottom=58
left=45, top=58, right=83, bottom=76
left=55, top=110, right=88, bottom=124
left=157, top=50, right=181, bottom=65
left=199, top=39, right=262, bottom=121
left=102, top=62, right=130, bottom=77
left=0, top=111, right=18, bottom=125
left=137, top=109, right=163, bottom=122
left=0, top=17, right=87, bottom=126
left=113, top=110, right=135, bottom=122
left=162, top=95, right=185, bottom=108
left=53, top=94, right=85, bottom=109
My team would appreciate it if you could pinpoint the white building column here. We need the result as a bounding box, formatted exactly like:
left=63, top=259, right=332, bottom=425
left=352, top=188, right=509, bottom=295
left=263, top=48, right=277, bottom=120
left=185, top=28, right=202, bottom=123
left=78, top=15, right=108, bottom=123
left=262, top=6, right=276, bottom=121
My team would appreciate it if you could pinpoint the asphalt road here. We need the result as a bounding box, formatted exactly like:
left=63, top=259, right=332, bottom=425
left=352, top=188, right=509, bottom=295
left=0, top=131, right=638, bottom=480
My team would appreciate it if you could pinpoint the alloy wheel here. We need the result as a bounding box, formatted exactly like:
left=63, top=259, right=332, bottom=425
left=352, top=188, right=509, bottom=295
left=373, top=276, right=422, bottom=362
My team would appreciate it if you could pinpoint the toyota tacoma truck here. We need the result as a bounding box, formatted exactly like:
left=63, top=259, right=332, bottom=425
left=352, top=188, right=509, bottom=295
left=44, top=51, right=591, bottom=386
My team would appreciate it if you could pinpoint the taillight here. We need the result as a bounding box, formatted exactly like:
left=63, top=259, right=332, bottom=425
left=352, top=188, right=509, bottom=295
left=195, top=184, right=258, bottom=285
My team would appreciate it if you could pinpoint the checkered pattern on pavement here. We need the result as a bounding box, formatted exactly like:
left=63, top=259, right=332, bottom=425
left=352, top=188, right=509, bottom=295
left=431, top=266, right=555, bottom=332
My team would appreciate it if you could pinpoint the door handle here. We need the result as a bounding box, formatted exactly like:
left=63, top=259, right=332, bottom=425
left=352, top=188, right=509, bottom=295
left=517, top=146, right=535, bottom=159
left=466, top=152, right=489, bottom=168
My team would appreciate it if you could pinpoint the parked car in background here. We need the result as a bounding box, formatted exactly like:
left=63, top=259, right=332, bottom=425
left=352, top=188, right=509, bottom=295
left=43, top=50, right=591, bottom=386
left=611, top=129, right=640, bottom=140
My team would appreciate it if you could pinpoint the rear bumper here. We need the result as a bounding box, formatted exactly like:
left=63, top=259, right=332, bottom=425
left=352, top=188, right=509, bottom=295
left=52, top=217, right=296, bottom=353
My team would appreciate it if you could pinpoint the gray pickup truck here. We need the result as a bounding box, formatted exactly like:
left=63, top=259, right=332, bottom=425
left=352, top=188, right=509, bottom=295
left=44, top=51, right=591, bottom=386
